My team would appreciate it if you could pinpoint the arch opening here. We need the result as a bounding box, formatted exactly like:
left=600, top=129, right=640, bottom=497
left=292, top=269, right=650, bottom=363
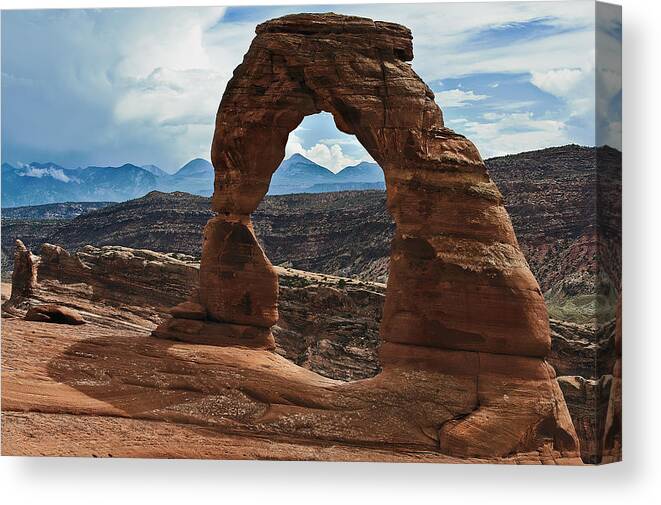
left=247, top=112, right=394, bottom=380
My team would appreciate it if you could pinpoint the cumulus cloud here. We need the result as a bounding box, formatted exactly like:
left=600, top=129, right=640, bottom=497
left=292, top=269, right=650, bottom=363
left=531, top=67, right=585, bottom=96
left=531, top=58, right=595, bottom=112
left=343, top=1, right=595, bottom=80
left=285, top=129, right=373, bottom=173
left=114, top=67, right=223, bottom=126
left=435, top=89, right=489, bottom=108
left=2, top=7, right=233, bottom=171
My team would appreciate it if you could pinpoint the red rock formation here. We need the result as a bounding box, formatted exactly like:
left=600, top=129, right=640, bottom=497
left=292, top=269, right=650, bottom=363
left=159, top=13, right=549, bottom=355
left=150, top=13, right=578, bottom=460
left=7, top=240, right=37, bottom=304
left=199, top=217, right=278, bottom=327
left=602, top=295, right=622, bottom=462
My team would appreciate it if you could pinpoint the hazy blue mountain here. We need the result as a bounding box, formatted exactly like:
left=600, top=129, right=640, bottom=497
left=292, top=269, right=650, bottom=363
left=78, top=164, right=159, bottom=201
left=2, top=162, right=82, bottom=207
left=158, top=158, right=214, bottom=196
left=141, top=164, right=170, bottom=177
left=335, top=161, right=384, bottom=183
left=1, top=155, right=385, bottom=206
left=1, top=162, right=158, bottom=207
left=267, top=155, right=384, bottom=195
left=273, top=153, right=336, bottom=182
left=173, top=158, right=214, bottom=178
left=268, top=153, right=337, bottom=195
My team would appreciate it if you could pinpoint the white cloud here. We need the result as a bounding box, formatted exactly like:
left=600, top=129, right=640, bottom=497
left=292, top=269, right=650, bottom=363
left=531, top=67, right=585, bottom=97
left=435, top=89, right=489, bottom=108
left=114, top=67, right=222, bottom=127
left=530, top=57, right=595, bottom=113
left=106, top=8, right=237, bottom=168
left=2, top=7, right=234, bottom=171
left=19, top=166, right=71, bottom=182
left=460, top=112, right=569, bottom=158
left=344, top=1, right=595, bottom=80
left=285, top=129, right=373, bottom=172
left=318, top=138, right=360, bottom=146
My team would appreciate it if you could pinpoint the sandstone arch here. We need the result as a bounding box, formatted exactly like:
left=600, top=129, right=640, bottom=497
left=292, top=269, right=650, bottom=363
left=193, top=12, right=549, bottom=356
left=153, top=13, right=580, bottom=461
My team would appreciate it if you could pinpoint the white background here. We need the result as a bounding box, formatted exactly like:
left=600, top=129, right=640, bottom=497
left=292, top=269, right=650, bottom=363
left=0, top=0, right=658, bottom=503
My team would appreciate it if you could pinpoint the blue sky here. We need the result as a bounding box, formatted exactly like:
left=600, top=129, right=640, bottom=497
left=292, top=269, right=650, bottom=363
left=1, top=1, right=621, bottom=173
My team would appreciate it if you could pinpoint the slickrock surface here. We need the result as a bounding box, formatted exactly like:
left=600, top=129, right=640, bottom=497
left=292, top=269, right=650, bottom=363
left=2, top=243, right=579, bottom=463
left=3, top=242, right=616, bottom=461
left=1, top=317, right=574, bottom=464
left=6, top=243, right=384, bottom=381
left=2, top=13, right=616, bottom=464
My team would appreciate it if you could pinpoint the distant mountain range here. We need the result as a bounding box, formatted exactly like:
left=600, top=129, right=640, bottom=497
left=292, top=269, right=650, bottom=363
left=1, top=145, right=622, bottom=323
left=1, top=154, right=384, bottom=207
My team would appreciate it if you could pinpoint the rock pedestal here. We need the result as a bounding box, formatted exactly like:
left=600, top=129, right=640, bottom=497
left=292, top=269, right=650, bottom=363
left=153, top=13, right=580, bottom=460
left=153, top=215, right=278, bottom=349
left=7, top=240, right=38, bottom=304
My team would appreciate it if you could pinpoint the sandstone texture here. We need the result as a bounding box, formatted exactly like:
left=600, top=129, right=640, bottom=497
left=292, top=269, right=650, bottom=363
left=0, top=14, right=620, bottom=464
left=6, top=241, right=622, bottom=462
left=0, top=173, right=621, bottom=462
left=3, top=13, right=616, bottom=464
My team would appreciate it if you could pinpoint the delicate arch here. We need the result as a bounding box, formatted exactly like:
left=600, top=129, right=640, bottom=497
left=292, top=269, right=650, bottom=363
left=198, top=13, right=549, bottom=357
left=149, top=13, right=581, bottom=461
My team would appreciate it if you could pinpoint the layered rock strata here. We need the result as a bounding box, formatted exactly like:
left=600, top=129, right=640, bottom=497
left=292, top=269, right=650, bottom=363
left=152, top=13, right=579, bottom=460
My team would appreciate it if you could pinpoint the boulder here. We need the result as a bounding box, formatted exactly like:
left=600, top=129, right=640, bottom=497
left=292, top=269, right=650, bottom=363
left=25, top=304, right=85, bottom=325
